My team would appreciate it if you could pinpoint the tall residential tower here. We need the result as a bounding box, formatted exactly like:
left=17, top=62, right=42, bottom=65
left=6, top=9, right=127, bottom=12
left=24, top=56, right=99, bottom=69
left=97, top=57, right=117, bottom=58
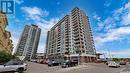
left=16, top=25, right=41, bottom=60
left=46, top=7, right=96, bottom=63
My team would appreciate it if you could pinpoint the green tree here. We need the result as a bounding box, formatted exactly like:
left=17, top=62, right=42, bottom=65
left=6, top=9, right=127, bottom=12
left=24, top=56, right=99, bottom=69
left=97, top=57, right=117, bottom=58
left=112, top=58, right=119, bottom=62
left=0, top=51, right=13, bottom=63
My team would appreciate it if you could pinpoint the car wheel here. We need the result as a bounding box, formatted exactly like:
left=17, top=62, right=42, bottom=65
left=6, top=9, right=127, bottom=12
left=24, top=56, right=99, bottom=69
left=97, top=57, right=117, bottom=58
left=18, top=68, right=24, bottom=73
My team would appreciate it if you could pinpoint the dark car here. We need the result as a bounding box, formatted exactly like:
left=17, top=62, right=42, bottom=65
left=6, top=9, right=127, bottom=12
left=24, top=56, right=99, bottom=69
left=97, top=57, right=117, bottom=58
left=71, top=60, right=78, bottom=66
left=61, top=60, right=71, bottom=68
left=61, top=60, right=78, bottom=68
left=48, top=60, right=60, bottom=67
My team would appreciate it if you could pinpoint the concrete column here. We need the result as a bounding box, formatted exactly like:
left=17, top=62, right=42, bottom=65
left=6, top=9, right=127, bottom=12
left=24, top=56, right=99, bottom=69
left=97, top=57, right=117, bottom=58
left=90, top=57, right=92, bottom=62
left=86, top=56, right=89, bottom=62
left=80, top=56, right=85, bottom=63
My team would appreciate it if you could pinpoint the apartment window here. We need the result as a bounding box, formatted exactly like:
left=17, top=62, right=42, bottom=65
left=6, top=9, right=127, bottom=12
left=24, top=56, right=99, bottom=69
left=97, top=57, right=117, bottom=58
left=82, top=50, right=85, bottom=53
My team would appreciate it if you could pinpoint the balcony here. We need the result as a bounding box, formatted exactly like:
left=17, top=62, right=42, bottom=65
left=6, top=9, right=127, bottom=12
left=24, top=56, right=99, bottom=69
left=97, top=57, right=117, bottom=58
left=74, top=37, right=80, bottom=40
left=74, top=41, right=80, bottom=44
left=73, top=34, right=79, bottom=37
left=73, top=27, right=79, bottom=32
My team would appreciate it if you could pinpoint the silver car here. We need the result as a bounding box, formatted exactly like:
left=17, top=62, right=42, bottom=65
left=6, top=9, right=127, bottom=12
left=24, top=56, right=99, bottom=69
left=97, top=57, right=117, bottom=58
left=0, top=61, right=27, bottom=73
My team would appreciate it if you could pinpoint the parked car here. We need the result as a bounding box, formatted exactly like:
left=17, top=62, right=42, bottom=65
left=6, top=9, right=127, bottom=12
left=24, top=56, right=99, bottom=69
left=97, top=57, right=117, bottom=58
left=120, top=61, right=127, bottom=65
left=48, top=60, right=60, bottom=66
left=30, top=59, right=37, bottom=63
left=108, top=61, right=120, bottom=68
left=71, top=60, right=78, bottom=66
left=61, top=60, right=71, bottom=68
left=39, top=60, right=48, bottom=64
left=48, top=61, right=53, bottom=66
left=0, top=60, right=27, bottom=73
left=120, top=67, right=130, bottom=73
left=95, top=59, right=102, bottom=63
left=61, top=60, right=78, bottom=68
left=106, top=61, right=111, bottom=65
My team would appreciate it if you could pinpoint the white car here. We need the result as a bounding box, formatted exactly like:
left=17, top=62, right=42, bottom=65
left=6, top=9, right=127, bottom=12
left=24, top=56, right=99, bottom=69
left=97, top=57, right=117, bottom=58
left=108, top=61, right=120, bottom=68
left=30, top=59, right=37, bottom=62
left=0, top=60, right=27, bottom=73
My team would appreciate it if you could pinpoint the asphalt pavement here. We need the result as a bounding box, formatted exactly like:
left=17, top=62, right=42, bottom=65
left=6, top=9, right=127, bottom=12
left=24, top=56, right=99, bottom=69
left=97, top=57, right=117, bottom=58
left=24, top=62, right=128, bottom=73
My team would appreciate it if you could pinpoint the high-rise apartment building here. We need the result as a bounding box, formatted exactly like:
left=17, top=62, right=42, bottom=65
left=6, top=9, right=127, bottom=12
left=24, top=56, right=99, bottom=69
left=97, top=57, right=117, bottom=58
left=16, top=25, right=41, bottom=60
left=46, top=7, right=96, bottom=63
left=0, top=12, right=13, bottom=53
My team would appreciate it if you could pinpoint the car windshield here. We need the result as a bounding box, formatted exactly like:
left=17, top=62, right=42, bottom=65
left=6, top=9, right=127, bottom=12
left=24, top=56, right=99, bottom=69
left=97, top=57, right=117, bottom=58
left=109, top=61, right=115, bottom=63
left=5, top=60, right=23, bottom=65
left=66, top=60, right=69, bottom=62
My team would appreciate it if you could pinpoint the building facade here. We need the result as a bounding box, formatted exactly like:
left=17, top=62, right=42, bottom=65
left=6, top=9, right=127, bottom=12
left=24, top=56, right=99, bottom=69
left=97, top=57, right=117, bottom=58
left=0, top=12, right=13, bottom=53
left=46, top=7, right=96, bottom=63
left=16, top=25, right=41, bottom=60
left=36, top=53, right=45, bottom=59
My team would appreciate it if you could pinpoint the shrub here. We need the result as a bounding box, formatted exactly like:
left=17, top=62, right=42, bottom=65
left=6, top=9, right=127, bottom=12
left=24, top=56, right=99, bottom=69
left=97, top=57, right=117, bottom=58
left=0, top=51, right=13, bottom=63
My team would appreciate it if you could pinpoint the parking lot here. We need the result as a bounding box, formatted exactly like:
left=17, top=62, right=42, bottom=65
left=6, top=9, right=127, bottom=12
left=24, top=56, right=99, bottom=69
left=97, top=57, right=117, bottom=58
left=25, top=62, right=61, bottom=73
left=24, top=62, right=129, bottom=73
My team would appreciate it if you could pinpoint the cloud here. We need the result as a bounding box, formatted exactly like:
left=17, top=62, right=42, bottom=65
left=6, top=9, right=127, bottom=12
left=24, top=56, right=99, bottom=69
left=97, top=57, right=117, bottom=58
left=111, top=49, right=130, bottom=56
left=112, top=2, right=130, bottom=26
left=15, top=0, right=24, bottom=4
left=98, top=49, right=130, bottom=58
left=93, top=14, right=116, bottom=31
left=93, top=13, right=101, bottom=22
left=93, top=13, right=104, bottom=31
left=104, top=1, right=111, bottom=7
left=94, top=2, right=130, bottom=32
left=92, top=10, right=130, bottom=58
left=21, top=6, right=49, bottom=21
left=122, top=12, right=130, bottom=25
left=94, top=15, right=117, bottom=31
left=94, top=2, right=130, bottom=46
left=95, top=26, right=130, bottom=43
left=125, top=2, right=130, bottom=9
